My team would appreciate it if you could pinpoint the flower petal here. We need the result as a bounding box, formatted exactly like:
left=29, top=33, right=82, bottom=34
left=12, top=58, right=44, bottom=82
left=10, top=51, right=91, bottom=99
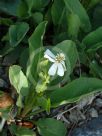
left=61, top=61, right=67, bottom=71
left=57, top=63, right=64, bottom=76
left=44, top=49, right=56, bottom=62
left=44, top=54, right=55, bottom=62
left=48, top=63, right=58, bottom=76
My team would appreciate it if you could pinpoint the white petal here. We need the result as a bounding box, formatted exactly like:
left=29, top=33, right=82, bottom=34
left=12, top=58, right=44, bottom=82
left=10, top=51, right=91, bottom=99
left=48, top=63, right=58, bottom=76
left=57, top=63, right=64, bottom=77
left=44, top=49, right=56, bottom=62
left=61, top=61, right=67, bottom=71
left=44, top=54, right=55, bottom=62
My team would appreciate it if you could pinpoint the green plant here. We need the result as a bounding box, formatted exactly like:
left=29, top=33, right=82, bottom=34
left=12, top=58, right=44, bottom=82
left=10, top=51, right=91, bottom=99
left=0, top=0, right=102, bottom=135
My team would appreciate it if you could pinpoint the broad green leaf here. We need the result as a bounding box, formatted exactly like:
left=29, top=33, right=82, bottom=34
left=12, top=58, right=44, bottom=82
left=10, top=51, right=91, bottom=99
left=54, top=40, right=78, bottom=72
left=67, top=13, right=81, bottom=39
left=32, top=12, right=43, bottom=24
left=26, top=21, right=47, bottom=82
left=0, top=0, right=21, bottom=16
left=9, top=65, right=29, bottom=96
left=87, top=42, right=102, bottom=53
left=64, top=0, right=91, bottom=32
left=9, top=22, right=29, bottom=47
left=32, top=0, right=50, bottom=9
left=82, top=27, right=102, bottom=49
left=37, top=97, right=51, bottom=113
left=24, top=0, right=34, bottom=15
left=50, top=40, right=78, bottom=85
left=51, top=0, right=65, bottom=25
left=90, top=60, right=102, bottom=79
left=9, top=124, right=36, bottom=136
left=37, top=118, right=67, bottom=136
left=17, top=0, right=28, bottom=17
left=25, top=0, right=50, bottom=13
left=49, top=77, right=102, bottom=106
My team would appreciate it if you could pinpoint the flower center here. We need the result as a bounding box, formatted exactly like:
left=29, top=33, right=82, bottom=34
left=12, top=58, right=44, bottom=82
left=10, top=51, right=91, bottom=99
left=55, top=53, right=65, bottom=63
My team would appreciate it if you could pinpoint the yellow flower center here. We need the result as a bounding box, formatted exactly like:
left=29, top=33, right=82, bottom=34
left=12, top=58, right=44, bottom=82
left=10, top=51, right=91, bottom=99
left=55, top=53, right=65, bottom=63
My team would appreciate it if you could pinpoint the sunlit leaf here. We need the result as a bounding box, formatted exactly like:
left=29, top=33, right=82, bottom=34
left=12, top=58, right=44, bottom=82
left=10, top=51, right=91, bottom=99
left=9, top=65, right=29, bottom=96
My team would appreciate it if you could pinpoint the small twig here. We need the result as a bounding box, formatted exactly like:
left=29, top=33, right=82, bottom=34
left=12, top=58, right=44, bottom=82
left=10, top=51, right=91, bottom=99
left=68, top=123, right=77, bottom=136
left=54, top=105, right=78, bottom=118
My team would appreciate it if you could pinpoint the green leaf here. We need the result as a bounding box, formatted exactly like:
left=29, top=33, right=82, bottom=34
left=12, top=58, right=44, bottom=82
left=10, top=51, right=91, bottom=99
left=54, top=40, right=78, bottom=72
left=37, top=118, right=67, bottom=136
left=49, top=77, right=102, bottom=106
left=90, top=60, right=102, bottom=79
left=9, top=22, right=29, bottom=47
left=9, top=65, right=29, bottom=96
left=82, top=27, right=102, bottom=49
left=25, top=0, right=50, bottom=13
left=67, top=13, right=81, bottom=39
left=32, top=12, right=43, bottom=24
left=17, top=0, right=28, bottom=17
left=32, top=0, right=50, bottom=9
left=9, top=124, right=36, bottom=136
left=0, top=0, right=21, bottom=16
left=64, top=0, right=91, bottom=32
left=51, top=0, right=65, bottom=25
left=49, top=40, right=77, bottom=85
left=37, top=97, right=51, bottom=113
left=26, top=21, right=47, bottom=82
left=87, top=42, right=102, bottom=53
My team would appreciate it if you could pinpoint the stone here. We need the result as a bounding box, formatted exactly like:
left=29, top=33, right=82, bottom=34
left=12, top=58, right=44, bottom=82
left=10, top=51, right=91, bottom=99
left=77, top=94, right=95, bottom=109
left=95, top=98, right=102, bottom=108
left=89, top=108, right=98, bottom=118
left=0, top=78, right=8, bottom=88
left=71, top=116, right=102, bottom=136
left=69, top=109, right=86, bottom=123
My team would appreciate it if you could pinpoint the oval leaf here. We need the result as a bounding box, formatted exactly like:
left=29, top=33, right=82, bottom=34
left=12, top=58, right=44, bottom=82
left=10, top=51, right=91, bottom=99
left=49, top=77, right=102, bottom=105
left=9, top=65, right=29, bottom=96
left=64, top=0, right=91, bottom=31
left=9, top=22, right=29, bottom=47
left=37, top=118, right=67, bottom=136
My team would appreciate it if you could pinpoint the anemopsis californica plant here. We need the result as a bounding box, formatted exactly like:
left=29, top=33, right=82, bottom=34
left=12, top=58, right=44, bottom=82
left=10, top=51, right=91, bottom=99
left=44, top=49, right=66, bottom=77
left=26, top=46, right=68, bottom=90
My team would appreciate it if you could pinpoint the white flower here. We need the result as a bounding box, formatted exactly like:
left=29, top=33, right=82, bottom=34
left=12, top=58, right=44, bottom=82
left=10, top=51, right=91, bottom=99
left=44, top=49, right=66, bottom=77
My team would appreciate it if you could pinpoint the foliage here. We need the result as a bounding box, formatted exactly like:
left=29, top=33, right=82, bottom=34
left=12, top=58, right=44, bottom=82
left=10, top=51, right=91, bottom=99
left=0, top=0, right=102, bottom=135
